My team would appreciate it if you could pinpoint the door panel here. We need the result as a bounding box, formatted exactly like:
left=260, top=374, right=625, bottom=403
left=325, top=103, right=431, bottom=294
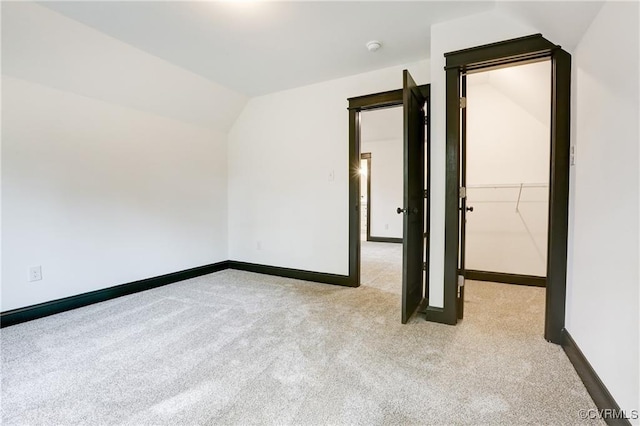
left=401, top=70, right=426, bottom=324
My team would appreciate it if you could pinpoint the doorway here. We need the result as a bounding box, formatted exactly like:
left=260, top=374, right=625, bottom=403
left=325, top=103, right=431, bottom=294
left=360, top=108, right=404, bottom=244
left=464, top=60, right=550, bottom=288
left=347, top=75, right=431, bottom=323
left=457, top=59, right=552, bottom=335
left=438, top=34, right=571, bottom=344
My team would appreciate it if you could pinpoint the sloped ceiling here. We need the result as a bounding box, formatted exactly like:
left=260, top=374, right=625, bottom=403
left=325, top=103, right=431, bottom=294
left=40, top=1, right=494, bottom=96
left=3, top=2, right=248, bottom=131
left=39, top=1, right=602, bottom=97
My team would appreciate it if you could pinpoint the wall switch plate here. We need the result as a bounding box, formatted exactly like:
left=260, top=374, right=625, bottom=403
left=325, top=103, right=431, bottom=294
left=29, top=266, right=42, bottom=282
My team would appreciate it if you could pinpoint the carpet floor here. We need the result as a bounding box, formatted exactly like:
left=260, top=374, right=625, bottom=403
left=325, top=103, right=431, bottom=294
left=1, top=242, right=601, bottom=425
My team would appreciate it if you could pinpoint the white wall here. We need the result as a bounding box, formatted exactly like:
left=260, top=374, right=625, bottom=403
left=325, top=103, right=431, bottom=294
left=361, top=138, right=403, bottom=239
left=465, top=62, right=550, bottom=276
left=567, top=1, right=639, bottom=417
left=1, top=3, right=246, bottom=311
left=228, top=60, right=429, bottom=274
left=361, top=107, right=403, bottom=240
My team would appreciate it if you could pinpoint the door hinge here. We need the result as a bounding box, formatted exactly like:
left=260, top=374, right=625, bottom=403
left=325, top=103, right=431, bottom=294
left=458, top=275, right=465, bottom=287
left=459, top=97, right=467, bottom=108
left=423, top=262, right=428, bottom=271
left=459, top=186, right=466, bottom=199
left=424, top=189, right=428, bottom=198
left=424, top=116, right=429, bottom=126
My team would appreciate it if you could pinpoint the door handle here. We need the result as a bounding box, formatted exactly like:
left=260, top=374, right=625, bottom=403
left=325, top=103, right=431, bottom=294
left=466, top=206, right=474, bottom=212
left=397, top=207, right=419, bottom=215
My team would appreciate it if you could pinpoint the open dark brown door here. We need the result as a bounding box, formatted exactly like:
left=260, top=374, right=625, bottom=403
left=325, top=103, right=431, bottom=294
left=400, top=70, right=426, bottom=323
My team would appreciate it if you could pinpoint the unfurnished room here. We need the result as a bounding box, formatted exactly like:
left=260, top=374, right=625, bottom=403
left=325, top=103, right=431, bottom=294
left=1, top=1, right=638, bottom=425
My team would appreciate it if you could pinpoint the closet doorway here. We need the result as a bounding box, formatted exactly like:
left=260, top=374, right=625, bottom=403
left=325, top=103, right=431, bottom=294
left=439, top=34, right=571, bottom=344
left=463, top=60, right=551, bottom=288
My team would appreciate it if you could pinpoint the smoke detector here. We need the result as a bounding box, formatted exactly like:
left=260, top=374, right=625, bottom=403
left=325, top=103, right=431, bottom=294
left=366, top=40, right=382, bottom=52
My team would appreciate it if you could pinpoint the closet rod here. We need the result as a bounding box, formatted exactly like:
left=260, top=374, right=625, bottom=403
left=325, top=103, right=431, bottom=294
left=466, top=183, right=548, bottom=189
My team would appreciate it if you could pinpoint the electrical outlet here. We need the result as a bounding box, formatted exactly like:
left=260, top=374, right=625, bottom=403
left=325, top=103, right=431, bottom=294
left=29, top=266, right=42, bottom=282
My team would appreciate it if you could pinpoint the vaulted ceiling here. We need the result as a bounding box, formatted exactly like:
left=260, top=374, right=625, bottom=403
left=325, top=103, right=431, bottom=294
left=41, top=1, right=603, bottom=97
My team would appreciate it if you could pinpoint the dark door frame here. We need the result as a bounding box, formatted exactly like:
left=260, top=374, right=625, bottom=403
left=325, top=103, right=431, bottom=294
left=436, top=34, right=570, bottom=345
left=347, top=85, right=430, bottom=288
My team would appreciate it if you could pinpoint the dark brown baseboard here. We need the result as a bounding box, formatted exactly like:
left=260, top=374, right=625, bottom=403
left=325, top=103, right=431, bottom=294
left=367, top=236, right=403, bottom=244
left=2, top=260, right=357, bottom=328
left=464, top=269, right=546, bottom=287
left=1, top=261, right=229, bottom=328
left=228, top=261, right=355, bottom=287
left=562, top=329, right=632, bottom=426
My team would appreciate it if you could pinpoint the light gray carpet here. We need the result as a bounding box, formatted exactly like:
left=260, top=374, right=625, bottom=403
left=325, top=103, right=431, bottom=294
left=1, top=242, right=601, bottom=425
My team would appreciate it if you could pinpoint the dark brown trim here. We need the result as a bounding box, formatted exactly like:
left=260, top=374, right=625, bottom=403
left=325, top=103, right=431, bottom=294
left=348, top=84, right=430, bottom=289
left=424, top=306, right=450, bottom=324
left=440, top=66, right=462, bottom=325
left=348, top=87, right=429, bottom=111
left=424, top=83, right=431, bottom=302
left=368, top=237, right=403, bottom=244
left=418, top=85, right=429, bottom=100
left=1, top=261, right=229, bottom=328
left=465, top=270, right=546, bottom=287
left=348, top=108, right=361, bottom=287
left=228, top=261, right=355, bottom=287
left=562, top=329, right=632, bottom=426
left=545, top=48, right=571, bottom=344
left=2, top=258, right=361, bottom=328
left=441, top=34, right=571, bottom=343
left=348, top=89, right=403, bottom=111
left=445, top=34, right=557, bottom=70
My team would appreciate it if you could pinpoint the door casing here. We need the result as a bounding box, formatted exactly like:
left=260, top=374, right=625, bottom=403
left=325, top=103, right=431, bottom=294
left=433, top=34, right=571, bottom=345
left=347, top=85, right=431, bottom=293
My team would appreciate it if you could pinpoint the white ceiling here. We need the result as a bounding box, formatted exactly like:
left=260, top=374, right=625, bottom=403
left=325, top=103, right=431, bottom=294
left=40, top=1, right=603, bottom=97
left=40, top=1, right=493, bottom=96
